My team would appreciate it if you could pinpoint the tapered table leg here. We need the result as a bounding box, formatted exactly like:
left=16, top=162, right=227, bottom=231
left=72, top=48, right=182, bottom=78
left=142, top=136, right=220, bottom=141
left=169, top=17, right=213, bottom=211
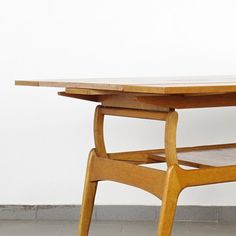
left=78, top=150, right=98, bottom=236
left=157, top=166, right=182, bottom=236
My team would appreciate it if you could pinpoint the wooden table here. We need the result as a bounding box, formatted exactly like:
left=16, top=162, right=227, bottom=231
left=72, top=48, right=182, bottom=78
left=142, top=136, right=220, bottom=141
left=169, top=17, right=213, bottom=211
left=16, top=76, right=236, bottom=236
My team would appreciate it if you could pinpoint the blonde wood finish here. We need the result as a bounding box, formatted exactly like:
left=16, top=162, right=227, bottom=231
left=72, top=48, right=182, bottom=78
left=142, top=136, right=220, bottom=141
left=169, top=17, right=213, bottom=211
left=78, top=105, right=236, bottom=236
left=175, top=143, right=236, bottom=152
left=157, top=166, right=182, bottom=236
left=178, top=165, right=236, bottom=187
left=60, top=91, right=236, bottom=109
left=159, top=147, right=236, bottom=167
left=58, top=91, right=99, bottom=102
left=108, top=149, right=165, bottom=164
left=157, top=164, right=236, bottom=235
left=15, top=78, right=236, bottom=236
left=99, top=106, right=168, bottom=120
left=107, top=143, right=236, bottom=168
left=101, top=94, right=171, bottom=111
left=109, top=152, right=208, bottom=168
left=65, top=88, right=120, bottom=95
left=78, top=105, right=180, bottom=236
left=15, top=76, right=236, bottom=94
left=90, top=153, right=166, bottom=199
left=94, top=106, right=107, bottom=158
left=78, top=149, right=98, bottom=236
left=135, top=93, right=236, bottom=109
left=165, top=111, right=178, bottom=166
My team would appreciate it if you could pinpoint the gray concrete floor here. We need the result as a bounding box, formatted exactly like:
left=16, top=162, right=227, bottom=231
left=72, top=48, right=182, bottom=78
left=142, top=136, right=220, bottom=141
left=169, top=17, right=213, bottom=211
left=0, top=220, right=236, bottom=235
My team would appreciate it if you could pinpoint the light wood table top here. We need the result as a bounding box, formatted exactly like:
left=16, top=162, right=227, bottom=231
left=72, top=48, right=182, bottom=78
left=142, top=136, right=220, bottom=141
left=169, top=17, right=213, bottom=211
left=15, top=75, right=236, bottom=95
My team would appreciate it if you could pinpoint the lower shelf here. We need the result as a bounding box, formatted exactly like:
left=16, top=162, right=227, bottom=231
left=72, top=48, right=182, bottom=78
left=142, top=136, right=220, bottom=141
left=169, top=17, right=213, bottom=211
left=151, top=143, right=236, bottom=168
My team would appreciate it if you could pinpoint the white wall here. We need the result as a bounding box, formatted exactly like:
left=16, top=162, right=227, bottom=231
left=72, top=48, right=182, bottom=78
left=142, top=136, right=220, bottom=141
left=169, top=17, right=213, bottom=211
left=1, top=0, right=236, bottom=205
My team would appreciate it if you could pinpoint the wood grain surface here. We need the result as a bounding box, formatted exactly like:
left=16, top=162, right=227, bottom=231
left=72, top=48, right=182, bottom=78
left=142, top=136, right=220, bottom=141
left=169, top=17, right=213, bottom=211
left=15, top=75, right=236, bottom=94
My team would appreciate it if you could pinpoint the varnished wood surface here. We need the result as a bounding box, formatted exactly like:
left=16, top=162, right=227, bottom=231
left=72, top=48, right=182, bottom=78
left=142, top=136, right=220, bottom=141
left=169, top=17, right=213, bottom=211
left=90, top=152, right=166, bottom=199
left=153, top=145, right=236, bottom=167
left=15, top=75, right=236, bottom=94
left=78, top=150, right=98, bottom=236
left=16, top=74, right=236, bottom=235
left=176, top=147, right=236, bottom=167
left=59, top=91, right=236, bottom=109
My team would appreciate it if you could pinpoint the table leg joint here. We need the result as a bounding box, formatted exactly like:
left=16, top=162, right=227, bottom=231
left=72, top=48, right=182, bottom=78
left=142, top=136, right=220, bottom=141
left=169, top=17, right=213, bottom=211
left=89, top=151, right=167, bottom=199
left=178, top=165, right=236, bottom=188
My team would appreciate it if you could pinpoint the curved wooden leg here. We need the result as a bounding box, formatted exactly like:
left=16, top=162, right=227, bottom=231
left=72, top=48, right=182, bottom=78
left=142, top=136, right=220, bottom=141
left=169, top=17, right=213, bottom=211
left=157, top=166, right=182, bottom=236
left=78, top=150, right=98, bottom=236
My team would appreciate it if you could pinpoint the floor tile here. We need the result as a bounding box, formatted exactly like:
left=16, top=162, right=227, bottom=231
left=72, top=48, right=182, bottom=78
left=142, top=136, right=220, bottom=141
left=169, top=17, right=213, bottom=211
left=0, top=221, right=62, bottom=236
left=121, top=221, right=188, bottom=236
left=0, top=220, right=235, bottom=236
left=90, top=221, right=122, bottom=236
left=189, top=222, right=236, bottom=236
